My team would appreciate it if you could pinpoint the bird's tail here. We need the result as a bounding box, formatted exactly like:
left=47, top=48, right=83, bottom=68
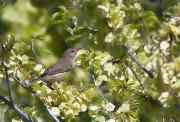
left=31, top=73, right=46, bottom=83
left=31, top=76, right=42, bottom=83
left=31, top=77, right=54, bottom=90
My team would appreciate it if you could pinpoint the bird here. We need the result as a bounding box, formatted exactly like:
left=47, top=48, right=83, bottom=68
left=32, top=48, right=79, bottom=83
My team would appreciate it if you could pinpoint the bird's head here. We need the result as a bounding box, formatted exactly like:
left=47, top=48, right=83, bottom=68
left=63, top=48, right=79, bottom=59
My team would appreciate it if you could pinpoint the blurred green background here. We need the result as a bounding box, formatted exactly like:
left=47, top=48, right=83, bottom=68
left=0, top=0, right=72, bottom=66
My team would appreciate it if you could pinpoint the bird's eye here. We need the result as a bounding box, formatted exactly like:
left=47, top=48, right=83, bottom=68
left=70, top=50, right=75, bottom=53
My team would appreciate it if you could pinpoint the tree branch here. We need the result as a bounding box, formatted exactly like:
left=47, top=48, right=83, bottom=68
left=126, top=61, right=145, bottom=92
left=1, top=43, right=13, bottom=103
left=0, top=43, right=34, bottom=121
left=0, top=94, right=34, bottom=122
left=123, top=45, right=154, bottom=78
left=103, top=13, right=154, bottom=79
left=4, top=66, right=13, bottom=103
left=13, top=77, right=60, bottom=122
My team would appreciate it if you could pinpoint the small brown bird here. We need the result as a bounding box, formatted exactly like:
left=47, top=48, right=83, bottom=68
left=33, top=48, right=79, bottom=83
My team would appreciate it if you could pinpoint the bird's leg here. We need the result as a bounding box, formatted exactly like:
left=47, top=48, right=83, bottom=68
left=40, top=80, right=54, bottom=90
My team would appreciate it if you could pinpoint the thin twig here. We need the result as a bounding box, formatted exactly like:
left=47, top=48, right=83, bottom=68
left=1, top=43, right=34, bottom=121
left=13, top=77, right=60, bottom=122
left=4, top=66, right=13, bottom=103
left=91, top=74, right=106, bottom=101
left=103, top=17, right=154, bottom=78
left=1, top=43, right=13, bottom=103
left=31, top=39, right=39, bottom=64
left=123, top=45, right=154, bottom=78
left=126, top=61, right=145, bottom=93
left=0, top=94, right=34, bottom=122
left=89, top=67, right=106, bottom=101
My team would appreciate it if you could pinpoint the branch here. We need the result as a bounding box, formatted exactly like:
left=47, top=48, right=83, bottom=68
left=31, top=39, right=39, bottom=64
left=0, top=43, right=34, bottom=121
left=89, top=68, right=106, bottom=101
left=0, top=94, right=34, bottom=122
left=1, top=43, right=13, bottom=103
left=4, top=66, right=13, bottom=103
left=103, top=18, right=154, bottom=78
left=92, top=74, right=106, bottom=101
left=126, top=61, right=145, bottom=92
left=13, top=77, right=60, bottom=122
left=123, top=45, right=154, bottom=78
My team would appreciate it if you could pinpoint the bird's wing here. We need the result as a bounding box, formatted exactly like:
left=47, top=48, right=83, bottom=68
left=32, top=57, right=72, bottom=83
left=42, top=58, right=72, bottom=75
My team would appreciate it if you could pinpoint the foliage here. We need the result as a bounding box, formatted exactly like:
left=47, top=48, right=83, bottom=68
left=0, top=0, right=180, bottom=121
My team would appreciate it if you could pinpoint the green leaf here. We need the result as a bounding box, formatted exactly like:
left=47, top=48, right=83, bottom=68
left=117, top=102, right=130, bottom=113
